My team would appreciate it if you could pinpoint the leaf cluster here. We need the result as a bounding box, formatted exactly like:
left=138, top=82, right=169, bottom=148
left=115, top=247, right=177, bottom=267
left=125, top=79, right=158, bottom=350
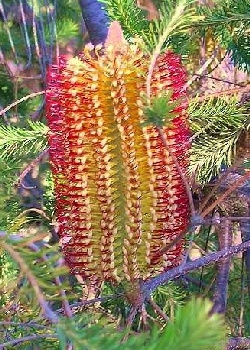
left=0, top=236, right=70, bottom=335
left=100, top=0, right=202, bottom=53
left=142, top=91, right=179, bottom=127
left=0, top=120, right=48, bottom=165
left=100, top=0, right=250, bottom=71
left=55, top=298, right=225, bottom=350
left=188, top=96, right=249, bottom=183
left=196, top=0, right=250, bottom=72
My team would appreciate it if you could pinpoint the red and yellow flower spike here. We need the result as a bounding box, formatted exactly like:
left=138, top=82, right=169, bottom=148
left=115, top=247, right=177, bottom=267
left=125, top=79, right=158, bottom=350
left=46, top=22, right=190, bottom=283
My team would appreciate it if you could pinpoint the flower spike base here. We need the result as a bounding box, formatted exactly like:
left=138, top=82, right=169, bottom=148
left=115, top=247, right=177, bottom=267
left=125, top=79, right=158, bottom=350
left=46, top=22, right=190, bottom=287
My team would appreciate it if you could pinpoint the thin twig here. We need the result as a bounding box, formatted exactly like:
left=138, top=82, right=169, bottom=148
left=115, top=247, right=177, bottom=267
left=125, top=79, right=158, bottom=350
left=199, top=157, right=245, bottom=212
left=126, top=305, right=140, bottom=329
left=194, top=85, right=249, bottom=102
left=17, top=147, right=49, bottom=187
left=143, top=240, right=250, bottom=296
left=0, top=334, right=58, bottom=349
left=0, top=91, right=45, bottom=117
left=19, top=0, right=32, bottom=68
left=146, top=1, right=188, bottom=98
left=183, top=46, right=219, bottom=90
left=27, top=243, right=72, bottom=318
left=0, top=72, right=42, bottom=79
left=201, top=172, right=250, bottom=218
left=147, top=297, right=169, bottom=322
left=140, top=304, right=149, bottom=330
left=0, top=321, right=48, bottom=329
left=55, top=258, right=73, bottom=318
left=239, top=258, right=245, bottom=336
left=0, top=237, right=58, bottom=324
left=223, top=216, right=250, bottom=221
left=0, top=0, right=19, bottom=63
left=189, top=118, right=217, bottom=142
left=193, top=73, right=247, bottom=87
left=16, top=208, right=50, bottom=221
left=56, top=294, right=123, bottom=313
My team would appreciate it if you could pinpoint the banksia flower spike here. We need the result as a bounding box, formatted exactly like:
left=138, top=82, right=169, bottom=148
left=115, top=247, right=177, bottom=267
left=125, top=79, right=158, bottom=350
left=46, top=22, right=190, bottom=284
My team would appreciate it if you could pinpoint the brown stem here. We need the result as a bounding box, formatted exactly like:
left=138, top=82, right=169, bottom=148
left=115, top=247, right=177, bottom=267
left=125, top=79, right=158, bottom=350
left=126, top=305, right=140, bottom=329
left=0, top=321, right=48, bottom=329
left=138, top=304, right=149, bottom=331
left=56, top=294, right=122, bottom=313
left=55, top=259, right=73, bottom=318
left=185, top=46, right=220, bottom=90
left=0, top=90, right=45, bottom=117
left=201, top=172, right=250, bottom=218
left=194, top=85, right=249, bottom=102
left=199, top=157, right=244, bottom=212
left=28, top=244, right=72, bottom=318
left=17, top=148, right=49, bottom=187
left=147, top=297, right=169, bottom=322
left=14, top=208, right=50, bottom=222
left=0, top=334, right=58, bottom=349
left=211, top=219, right=232, bottom=314
left=193, top=73, right=247, bottom=87
left=143, top=240, right=250, bottom=296
left=223, top=216, right=250, bottom=221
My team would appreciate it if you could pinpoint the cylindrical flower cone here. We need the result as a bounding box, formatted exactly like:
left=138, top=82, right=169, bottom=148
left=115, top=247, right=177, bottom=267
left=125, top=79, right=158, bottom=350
left=46, top=36, right=190, bottom=283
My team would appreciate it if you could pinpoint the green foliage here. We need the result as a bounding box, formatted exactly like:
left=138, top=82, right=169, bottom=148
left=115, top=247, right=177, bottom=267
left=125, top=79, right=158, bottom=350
left=152, top=282, right=187, bottom=318
left=188, top=96, right=249, bottom=183
left=142, top=0, right=202, bottom=52
left=197, top=0, right=250, bottom=27
left=100, top=0, right=202, bottom=52
left=56, top=317, right=144, bottom=350
left=56, top=298, right=225, bottom=349
left=142, top=91, right=179, bottom=127
left=99, top=0, right=149, bottom=39
left=48, top=18, right=79, bottom=45
left=101, top=0, right=250, bottom=70
left=0, top=160, right=22, bottom=230
left=228, top=25, right=250, bottom=72
left=0, top=236, right=70, bottom=319
left=153, top=298, right=226, bottom=350
left=0, top=120, right=48, bottom=164
left=42, top=169, right=56, bottom=218
left=0, top=251, right=18, bottom=307
left=226, top=259, right=250, bottom=336
left=196, top=0, right=250, bottom=72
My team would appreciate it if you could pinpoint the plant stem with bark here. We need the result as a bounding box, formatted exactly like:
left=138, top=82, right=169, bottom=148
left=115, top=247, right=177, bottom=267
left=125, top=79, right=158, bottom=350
left=78, top=0, right=109, bottom=45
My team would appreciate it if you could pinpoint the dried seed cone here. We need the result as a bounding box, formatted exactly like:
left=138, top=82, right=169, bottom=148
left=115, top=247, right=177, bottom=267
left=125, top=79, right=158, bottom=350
left=46, top=42, right=190, bottom=283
